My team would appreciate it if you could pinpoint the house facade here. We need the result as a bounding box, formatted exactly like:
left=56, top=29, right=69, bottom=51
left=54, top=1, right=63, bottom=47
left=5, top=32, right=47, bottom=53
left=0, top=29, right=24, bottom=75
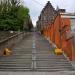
left=37, top=1, right=57, bottom=30
left=37, top=1, right=75, bottom=60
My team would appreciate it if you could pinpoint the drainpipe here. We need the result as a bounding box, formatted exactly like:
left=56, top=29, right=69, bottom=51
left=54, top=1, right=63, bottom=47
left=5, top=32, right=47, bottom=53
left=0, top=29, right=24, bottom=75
left=59, top=14, right=62, bottom=49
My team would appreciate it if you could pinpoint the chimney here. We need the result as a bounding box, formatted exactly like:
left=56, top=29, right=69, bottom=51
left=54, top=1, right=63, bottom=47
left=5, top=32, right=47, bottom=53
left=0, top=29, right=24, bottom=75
left=58, top=9, right=66, bottom=13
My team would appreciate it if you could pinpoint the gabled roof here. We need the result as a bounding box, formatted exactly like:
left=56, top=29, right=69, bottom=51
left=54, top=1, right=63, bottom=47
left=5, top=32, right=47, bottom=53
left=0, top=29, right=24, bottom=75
left=43, top=1, right=55, bottom=11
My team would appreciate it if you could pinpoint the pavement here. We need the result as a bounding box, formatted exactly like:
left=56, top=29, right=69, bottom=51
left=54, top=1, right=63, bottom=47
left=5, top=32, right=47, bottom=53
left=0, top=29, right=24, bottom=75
left=0, top=32, right=75, bottom=74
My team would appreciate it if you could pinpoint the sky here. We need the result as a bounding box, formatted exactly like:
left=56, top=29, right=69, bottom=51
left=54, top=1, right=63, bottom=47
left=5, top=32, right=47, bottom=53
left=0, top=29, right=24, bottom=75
left=23, top=0, right=75, bottom=26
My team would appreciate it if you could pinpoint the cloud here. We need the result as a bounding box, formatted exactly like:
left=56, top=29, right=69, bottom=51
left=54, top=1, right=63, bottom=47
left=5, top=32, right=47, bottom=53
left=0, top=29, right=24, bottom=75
left=23, top=0, right=75, bottom=26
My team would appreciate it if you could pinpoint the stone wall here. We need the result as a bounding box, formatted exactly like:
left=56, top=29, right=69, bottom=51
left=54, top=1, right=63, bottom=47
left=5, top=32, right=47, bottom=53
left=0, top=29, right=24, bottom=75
left=0, top=32, right=26, bottom=55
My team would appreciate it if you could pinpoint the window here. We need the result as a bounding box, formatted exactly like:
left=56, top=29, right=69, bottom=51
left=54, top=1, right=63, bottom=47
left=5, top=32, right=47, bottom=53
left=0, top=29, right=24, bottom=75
left=70, top=18, right=75, bottom=33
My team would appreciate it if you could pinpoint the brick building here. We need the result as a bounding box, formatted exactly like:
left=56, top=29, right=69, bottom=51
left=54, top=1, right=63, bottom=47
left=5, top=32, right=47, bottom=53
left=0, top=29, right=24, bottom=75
left=37, top=1, right=75, bottom=60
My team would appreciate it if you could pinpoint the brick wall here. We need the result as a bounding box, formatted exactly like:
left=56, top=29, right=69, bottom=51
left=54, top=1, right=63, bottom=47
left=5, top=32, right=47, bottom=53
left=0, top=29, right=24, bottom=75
left=43, top=14, right=75, bottom=61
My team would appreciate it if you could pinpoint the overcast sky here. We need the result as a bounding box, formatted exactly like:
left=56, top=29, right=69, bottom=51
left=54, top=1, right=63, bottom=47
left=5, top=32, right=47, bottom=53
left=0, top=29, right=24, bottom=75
left=23, top=0, right=75, bottom=26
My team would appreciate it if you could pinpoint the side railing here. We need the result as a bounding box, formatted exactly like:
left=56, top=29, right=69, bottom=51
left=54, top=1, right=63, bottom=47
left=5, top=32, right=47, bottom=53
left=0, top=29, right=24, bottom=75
left=0, top=32, right=27, bottom=55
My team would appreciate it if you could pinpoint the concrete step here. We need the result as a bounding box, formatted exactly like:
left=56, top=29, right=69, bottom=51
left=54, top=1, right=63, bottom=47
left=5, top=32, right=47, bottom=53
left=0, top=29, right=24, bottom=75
left=0, top=66, right=74, bottom=72
left=0, top=63, right=72, bottom=67
left=36, top=66, right=74, bottom=71
left=35, top=68, right=74, bottom=72
left=36, top=55, right=66, bottom=59
left=0, top=32, right=74, bottom=72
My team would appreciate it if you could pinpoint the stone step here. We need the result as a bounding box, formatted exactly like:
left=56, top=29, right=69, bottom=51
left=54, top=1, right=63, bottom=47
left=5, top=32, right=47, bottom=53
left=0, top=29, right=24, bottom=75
left=0, top=61, right=71, bottom=65
left=0, top=67, right=31, bottom=69
left=0, top=32, right=74, bottom=72
left=0, top=63, right=72, bottom=67
left=35, top=59, right=68, bottom=61
left=0, top=59, right=69, bottom=63
left=36, top=65, right=74, bottom=70
left=0, top=59, right=32, bottom=63
left=0, top=67, right=73, bottom=72
left=2, top=57, right=66, bottom=60
left=36, top=63, right=72, bottom=67
left=0, top=68, right=32, bottom=71
left=35, top=68, right=74, bottom=72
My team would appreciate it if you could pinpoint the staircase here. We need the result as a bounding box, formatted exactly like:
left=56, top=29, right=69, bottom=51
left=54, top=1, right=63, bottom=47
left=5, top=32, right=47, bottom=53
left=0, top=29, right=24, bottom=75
left=0, top=32, right=74, bottom=71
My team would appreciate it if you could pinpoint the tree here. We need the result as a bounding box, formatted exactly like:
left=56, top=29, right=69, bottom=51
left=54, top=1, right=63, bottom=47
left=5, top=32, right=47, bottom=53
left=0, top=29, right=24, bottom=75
left=0, top=0, right=33, bottom=31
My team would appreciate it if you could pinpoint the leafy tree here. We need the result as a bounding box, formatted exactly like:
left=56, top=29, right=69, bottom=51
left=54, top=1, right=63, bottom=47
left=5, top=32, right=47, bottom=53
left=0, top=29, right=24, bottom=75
left=0, top=0, right=33, bottom=31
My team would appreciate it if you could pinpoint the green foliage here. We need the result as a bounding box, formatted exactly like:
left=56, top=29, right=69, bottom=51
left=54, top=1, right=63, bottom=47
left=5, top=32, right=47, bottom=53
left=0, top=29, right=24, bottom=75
left=0, top=0, right=33, bottom=31
left=18, top=6, right=29, bottom=19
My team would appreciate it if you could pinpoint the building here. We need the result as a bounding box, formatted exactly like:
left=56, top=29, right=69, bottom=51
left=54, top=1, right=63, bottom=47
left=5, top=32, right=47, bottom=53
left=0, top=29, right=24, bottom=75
left=37, top=1, right=57, bottom=30
left=60, top=13, right=75, bottom=33
left=37, top=1, right=75, bottom=60
left=60, top=13, right=75, bottom=60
